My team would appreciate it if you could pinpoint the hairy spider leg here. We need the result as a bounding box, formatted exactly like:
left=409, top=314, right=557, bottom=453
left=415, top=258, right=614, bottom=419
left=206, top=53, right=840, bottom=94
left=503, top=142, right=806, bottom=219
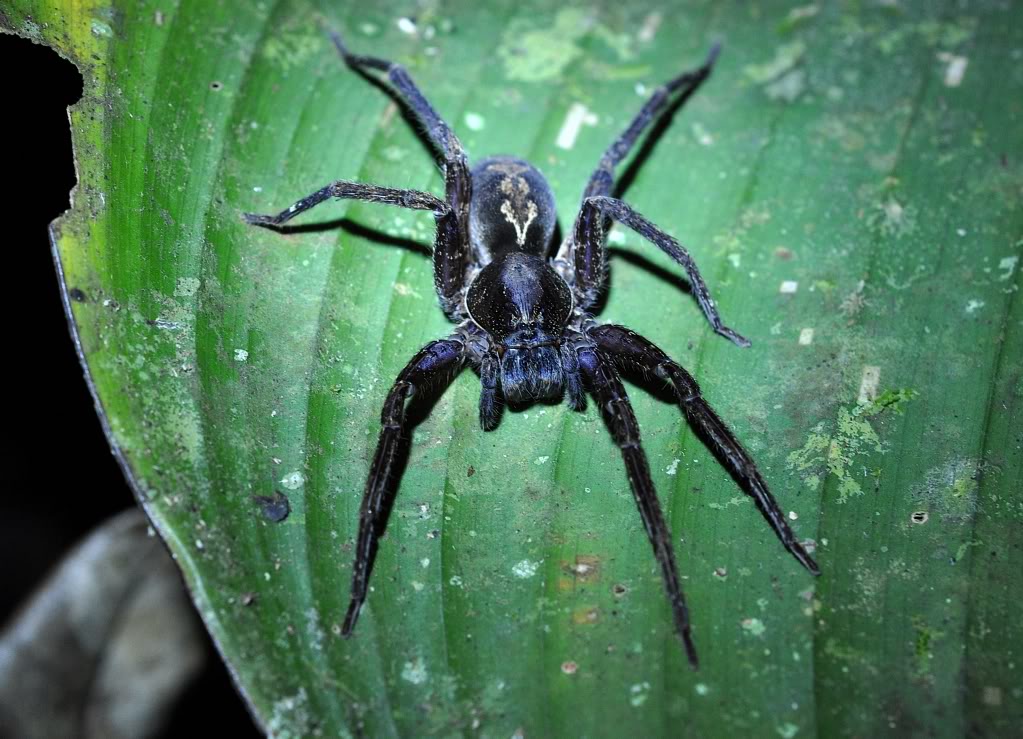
left=555, top=44, right=718, bottom=271
left=329, top=31, right=472, bottom=318
left=576, top=345, right=700, bottom=667
left=560, top=341, right=587, bottom=411
left=329, top=30, right=458, bottom=161
left=572, top=195, right=751, bottom=347
left=581, top=43, right=720, bottom=201
left=589, top=324, right=821, bottom=576
left=557, top=43, right=747, bottom=347
left=242, top=181, right=448, bottom=228
left=241, top=173, right=467, bottom=317
left=478, top=347, right=503, bottom=431
left=342, top=337, right=466, bottom=637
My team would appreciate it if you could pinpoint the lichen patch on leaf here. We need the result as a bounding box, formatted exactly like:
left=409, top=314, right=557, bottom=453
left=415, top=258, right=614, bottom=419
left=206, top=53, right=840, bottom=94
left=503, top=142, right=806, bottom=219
left=787, top=389, right=918, bottom=501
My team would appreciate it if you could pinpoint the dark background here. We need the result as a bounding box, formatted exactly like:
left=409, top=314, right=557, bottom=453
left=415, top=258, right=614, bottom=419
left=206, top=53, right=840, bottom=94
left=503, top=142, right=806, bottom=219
left=2, top=32, right=260, bottom=737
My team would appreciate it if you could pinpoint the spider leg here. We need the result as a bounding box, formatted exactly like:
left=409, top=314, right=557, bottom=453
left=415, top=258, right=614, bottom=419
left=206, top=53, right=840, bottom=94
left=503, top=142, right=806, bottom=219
left=582, top=44, right=720, bottom=201
left=244, top=175, right=468, bottom=318
left=329, top=31, right=472, bottom=317
left=330, top=30, right=460, bottom=164
left=572, top=195, right=750, bottom=348
left=589, top=324, right=820, bottom=576
left=479, top=348, right=503, bottom=431
left=554, top=45, right=719, bottom=278
left=242, top=181, right=448, bottom=228
left=342, top=336, right=466, bottom=636
left=575, top=344, right=699, bottom=667
left=560, top=342, right=587, bottom=411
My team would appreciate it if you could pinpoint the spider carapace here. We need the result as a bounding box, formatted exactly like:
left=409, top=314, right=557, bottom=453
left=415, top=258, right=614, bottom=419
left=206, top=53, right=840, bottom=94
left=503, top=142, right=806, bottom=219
left=244, top=31, right=819, bottom=667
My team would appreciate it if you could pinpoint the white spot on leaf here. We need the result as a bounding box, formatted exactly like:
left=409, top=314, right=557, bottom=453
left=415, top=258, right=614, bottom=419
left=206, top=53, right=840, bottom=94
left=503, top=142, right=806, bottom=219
left=692, top=121, right=715, bottom=146
left=629, top=682, right=651, bottom=707
left=857, top=366, right=881, bottom=403
left=741, top=617, right=766, bottom=636
left=512, top=559, right=540, bottom=578
left=401, top=657, right=428, bottom=684
left=937, top=52, right=968, bottom=87
left=638, top=12, right=662, bottom=42
left=998, top=256, right=1018, bottom=280
left=777, top=722, right=800, bottom=739
left=556, top=103, right=598, bottom=149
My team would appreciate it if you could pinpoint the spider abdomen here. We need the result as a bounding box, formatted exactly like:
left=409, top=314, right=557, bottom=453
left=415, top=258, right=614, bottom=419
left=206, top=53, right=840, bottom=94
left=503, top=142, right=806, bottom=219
left=469, top=156, right=557, bottom=262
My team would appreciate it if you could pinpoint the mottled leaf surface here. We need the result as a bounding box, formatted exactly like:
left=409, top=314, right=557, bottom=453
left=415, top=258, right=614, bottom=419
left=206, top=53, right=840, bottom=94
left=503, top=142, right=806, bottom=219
left=6, top=0, right=1020, bottom=736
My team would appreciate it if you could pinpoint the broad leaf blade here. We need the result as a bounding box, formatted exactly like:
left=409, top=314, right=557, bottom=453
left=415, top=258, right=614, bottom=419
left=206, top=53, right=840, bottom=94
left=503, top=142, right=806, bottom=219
left=8, top=1, right=1020, bottom=736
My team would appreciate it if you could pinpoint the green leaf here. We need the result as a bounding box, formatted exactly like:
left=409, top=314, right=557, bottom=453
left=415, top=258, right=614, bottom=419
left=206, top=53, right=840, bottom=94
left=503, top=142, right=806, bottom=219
left=8, top=1, right=1021, bottom=735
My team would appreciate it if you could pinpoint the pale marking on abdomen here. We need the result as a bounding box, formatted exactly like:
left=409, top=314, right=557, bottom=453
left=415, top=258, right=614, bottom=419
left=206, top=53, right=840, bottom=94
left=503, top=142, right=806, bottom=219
left=501, top=199, right=538, bottom=246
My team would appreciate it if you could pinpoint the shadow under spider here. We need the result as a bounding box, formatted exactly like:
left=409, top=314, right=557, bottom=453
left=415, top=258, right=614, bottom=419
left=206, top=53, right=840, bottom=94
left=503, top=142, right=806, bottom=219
left=607, top=247, right=694, bottom=297
left=265, top=221, right=696, bottom=317
left=264, top=216, right=432, bottom=258
left=613, top=72, right=705, bottom=201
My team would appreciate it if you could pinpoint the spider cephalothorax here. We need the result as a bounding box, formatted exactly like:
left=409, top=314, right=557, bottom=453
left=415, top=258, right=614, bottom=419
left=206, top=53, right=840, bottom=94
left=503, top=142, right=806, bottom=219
left=467, top=247, right=574, bottom=413
left=244, top=32, right=819, bottom=667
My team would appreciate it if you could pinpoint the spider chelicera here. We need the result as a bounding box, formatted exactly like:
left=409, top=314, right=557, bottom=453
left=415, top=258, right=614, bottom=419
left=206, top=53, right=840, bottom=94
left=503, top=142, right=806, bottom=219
left=244, top=31, right=820, bottom=667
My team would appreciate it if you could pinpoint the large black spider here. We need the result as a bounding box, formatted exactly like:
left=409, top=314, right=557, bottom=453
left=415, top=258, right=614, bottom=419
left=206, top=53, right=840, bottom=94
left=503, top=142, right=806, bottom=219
left=244, top=31, right=819, bottom=667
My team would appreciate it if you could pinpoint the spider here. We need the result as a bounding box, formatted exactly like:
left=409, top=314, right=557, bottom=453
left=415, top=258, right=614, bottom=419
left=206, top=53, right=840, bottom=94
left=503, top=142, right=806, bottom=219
left=244, top=31, right=820, bottom=667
